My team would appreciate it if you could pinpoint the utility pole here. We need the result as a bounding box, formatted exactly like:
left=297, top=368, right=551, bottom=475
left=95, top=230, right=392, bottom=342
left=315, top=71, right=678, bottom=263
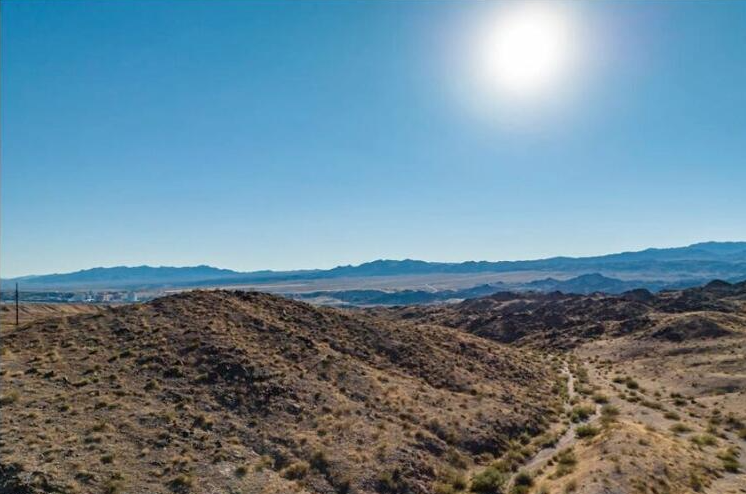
left=15, top=282, right=19, bottom=327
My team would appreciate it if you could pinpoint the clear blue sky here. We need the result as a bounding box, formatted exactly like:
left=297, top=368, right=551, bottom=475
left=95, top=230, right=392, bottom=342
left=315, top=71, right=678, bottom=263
left=2, top=0, right=745, bottom=277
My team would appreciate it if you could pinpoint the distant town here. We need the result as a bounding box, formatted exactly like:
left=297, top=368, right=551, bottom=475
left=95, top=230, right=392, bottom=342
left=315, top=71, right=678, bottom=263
left=0, top=290, right=157, bottom=304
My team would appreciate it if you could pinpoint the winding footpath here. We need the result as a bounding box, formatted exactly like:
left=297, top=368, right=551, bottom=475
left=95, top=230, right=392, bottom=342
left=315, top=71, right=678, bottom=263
left=505, top=361, right=600, bottom=491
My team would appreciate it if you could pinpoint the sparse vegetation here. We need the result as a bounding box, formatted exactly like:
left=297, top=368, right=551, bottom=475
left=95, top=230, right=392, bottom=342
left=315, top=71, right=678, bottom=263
left=470, top=465, right=507, bottom=493
left=553, top=448, right=577, bottom=477
left=575, top=424, right=600, bottom=439
left=717, top=447, right=740, bottom=472
left=3, top=282, right=746, bottom=494
left=283, top=461, right=310, bottom=480
left=512, top=471, right=533, bottom=494
left=670, top=422, right=692, bottom=434
left=690, top=434, right=718, bottom=448
left=0, top=391, right=19, bottom=406
left=569, top=404, right=595, bottom=423
left=592, top=393, right=609, bottom=404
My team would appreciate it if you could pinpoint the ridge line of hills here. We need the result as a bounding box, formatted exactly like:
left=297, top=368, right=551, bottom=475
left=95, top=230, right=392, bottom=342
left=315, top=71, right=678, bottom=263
left=2, top=242, right=746, bottom=299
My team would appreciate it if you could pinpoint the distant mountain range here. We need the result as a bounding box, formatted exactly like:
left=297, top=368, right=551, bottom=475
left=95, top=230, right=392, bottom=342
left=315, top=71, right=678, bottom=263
left=3, top=242, right=746, bottom=300
left=290, top=273, right=717, bottom=306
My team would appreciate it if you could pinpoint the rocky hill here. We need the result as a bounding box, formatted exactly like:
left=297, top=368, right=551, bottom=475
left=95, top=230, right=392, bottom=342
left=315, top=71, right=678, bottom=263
left=3, top=282, right=745, bottom=494
left=0, top=291, right=559, bottom=494
left=385, top=280, right=746, bottom=349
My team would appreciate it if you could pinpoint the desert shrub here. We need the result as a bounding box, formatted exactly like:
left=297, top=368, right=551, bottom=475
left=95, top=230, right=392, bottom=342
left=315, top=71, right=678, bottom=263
left=445, top=448, right=469, bottom=469
left=309, top=449, right=330, bottom=473
left=193, top=414, right=213, bottom=430
left=103, top=476, right=125, bottom=494
left=512, top=471, right=533, bottom=494
left=625, top=378, right=639, bottom=390
left=689, top=472, right=703, bottom=492
left=378, top=469, right=407, bottom=493
left=670, top=422, right=692, bottom=434
left=600, top=404, right=619, bottom=424
left=717, top=447, right=740, bottom=473
left=570, top=405, right=595, bottom=423
left=435, top=468, right=467, bottom=493
left=91, top=421, right=111, bottom=433
left=663, top=411, right=680, bottom=420
left=470, top=465, right=507, bottom=493
left=706, top=423, right=722, bottom=436
left=640, top=399, right=663, bottom=410
left=283, top=461, right=310, bottom=480
left=234, top=465, right=248, bottom=477
left=254, top=455, right=274, bottom=472
left=496, top=443, right=530, bottom=472
left=553, top=448, right=577, bottom=477
left=690, top=434, right=718, bottom=448
left=564, top=479, right=578, bottom=492
left=534, top=432, right=559, bottom=448
left=724, top=414, right=744, bottom=431
left=169, top=474, right=193, bottom=492
left=575, top=424, right=599, bottom=439
left=575, top=385, right=593, bottom=396
left=624, top=393, right=640, bottom=403
left=0, top=391, right=19, bottom=406
left=592, top=393, right=609, bottom=404
left=434, top=482, right=458, bottom=494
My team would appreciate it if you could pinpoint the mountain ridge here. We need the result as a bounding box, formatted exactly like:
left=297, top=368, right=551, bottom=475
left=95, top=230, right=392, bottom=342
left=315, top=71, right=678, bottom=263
left=3, top=241, right=746, bottom=292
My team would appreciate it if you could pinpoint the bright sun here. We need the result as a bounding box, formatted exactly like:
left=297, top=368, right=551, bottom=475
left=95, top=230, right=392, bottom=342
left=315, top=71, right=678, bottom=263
left=474, top=3, right=578, bottom=101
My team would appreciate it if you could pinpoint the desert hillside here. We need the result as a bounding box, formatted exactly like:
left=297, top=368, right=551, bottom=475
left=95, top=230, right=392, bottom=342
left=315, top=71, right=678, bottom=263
left=381, top=281, right=746, bottom=493
left=387, top=280, right=746, bottom=349
left=0, top=291, right=559, bottom=494
left=2, top=283, right=745, bottom=494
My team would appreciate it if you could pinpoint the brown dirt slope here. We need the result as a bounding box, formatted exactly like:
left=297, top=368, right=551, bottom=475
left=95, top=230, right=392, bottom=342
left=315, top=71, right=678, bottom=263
left=1, top=303, right=103, bottom=327
left=0, top=290, right=558, bottom=494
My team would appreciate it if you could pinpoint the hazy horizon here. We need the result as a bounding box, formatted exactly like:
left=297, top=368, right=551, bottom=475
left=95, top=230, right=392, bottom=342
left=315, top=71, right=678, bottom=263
left=3, top=239, right=745, bottom=279
left=3, top=1, right=745, bottom=278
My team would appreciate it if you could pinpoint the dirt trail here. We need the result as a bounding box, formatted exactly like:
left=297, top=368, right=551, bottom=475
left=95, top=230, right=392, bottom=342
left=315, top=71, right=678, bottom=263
left=505, top=361, right=600, bottom=490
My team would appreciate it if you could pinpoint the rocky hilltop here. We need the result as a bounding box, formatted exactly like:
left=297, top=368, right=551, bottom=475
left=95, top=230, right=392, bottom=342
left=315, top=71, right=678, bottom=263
left=386, top=280, right=746, bottom=349
left=0, top=291, right=558, bottom=494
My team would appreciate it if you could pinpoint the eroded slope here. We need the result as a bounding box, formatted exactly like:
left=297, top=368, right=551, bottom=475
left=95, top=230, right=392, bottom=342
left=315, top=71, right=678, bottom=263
left=0, top=290, right=558, bottom=494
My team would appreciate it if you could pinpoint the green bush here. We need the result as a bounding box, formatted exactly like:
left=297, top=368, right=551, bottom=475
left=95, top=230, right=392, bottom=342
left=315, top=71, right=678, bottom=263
left=511, top=471, right=533, bottom=494
left=670, top=422, right=692, bottom=434
left=601, top=404, right=619, bottom=419
left=717, top=447, right=740, bottom=473
left=575, top=424, right=600, bottom=439
left=625, top=378, right=639, bottom=390
left=690, top=434, right=718, bottom=448
left=592, top=393, right=609, bottom=404
left=470, top=466, right=507, bottom=493
left=437, top=468, right=467, bottom=491
left=553, top=448, right=577, bottom=477
left=570, top=405, right=595, bottom=423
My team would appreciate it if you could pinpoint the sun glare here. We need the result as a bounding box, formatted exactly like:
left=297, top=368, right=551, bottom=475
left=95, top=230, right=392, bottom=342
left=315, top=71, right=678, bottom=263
left=473, top=3, right=579, bottom=101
